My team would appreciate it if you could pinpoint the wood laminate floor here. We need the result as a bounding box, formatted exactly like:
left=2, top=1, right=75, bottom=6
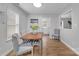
left=8, top=36, right=77, bottom=56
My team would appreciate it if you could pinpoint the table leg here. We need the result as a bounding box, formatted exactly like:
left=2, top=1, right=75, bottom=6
left=32, top=39, right=42, bottom=56
left=40, top=39, right=42, bottom=56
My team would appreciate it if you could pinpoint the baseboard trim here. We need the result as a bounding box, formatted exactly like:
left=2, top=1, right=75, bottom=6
left=61, top=39, right=79, bottom=56
left=1, top=48, right=13, bottom=56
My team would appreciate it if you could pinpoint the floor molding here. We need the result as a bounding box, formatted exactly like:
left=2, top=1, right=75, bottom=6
left=61, top=39, right=79, bottom=56
left=1, top=48, right=13, bottom=56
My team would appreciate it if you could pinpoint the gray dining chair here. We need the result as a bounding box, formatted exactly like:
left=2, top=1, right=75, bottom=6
left=52, top=28, right=60, bottom=40
left=12, top=33, right=33, bottom=56
left=13, top=33, right=23, bottom=45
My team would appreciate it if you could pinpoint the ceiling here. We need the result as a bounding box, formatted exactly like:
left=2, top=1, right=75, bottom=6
left=19, top=3, right=70, bottom=15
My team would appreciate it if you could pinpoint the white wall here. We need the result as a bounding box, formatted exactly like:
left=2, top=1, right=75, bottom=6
left=26, top=14, right=59, bottom=37
left=0, top=3, right=28, bottom=55
left=60, top=4, right=79, bottom=52
left=50, top=15, right=59, bottom=36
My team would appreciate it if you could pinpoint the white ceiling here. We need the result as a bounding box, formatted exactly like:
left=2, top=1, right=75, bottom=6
left=19, top=3, right=70, bottom=15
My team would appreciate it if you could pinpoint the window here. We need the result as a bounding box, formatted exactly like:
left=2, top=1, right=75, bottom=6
left=60, top=9, right=72, bottom=29
left=7, top=10, right=19, bottom=40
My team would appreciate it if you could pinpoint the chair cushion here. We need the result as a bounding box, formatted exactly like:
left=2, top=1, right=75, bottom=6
left=18, top=39, right=23, bottom=45
left=17, top=46, right=32, bottom=55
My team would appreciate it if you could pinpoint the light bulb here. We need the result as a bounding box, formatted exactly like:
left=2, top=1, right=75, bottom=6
left=33, top=3, right=42, bottom=8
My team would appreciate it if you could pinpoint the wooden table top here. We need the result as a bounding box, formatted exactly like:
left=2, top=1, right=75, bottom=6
left=21, top=33, right=42, bottom=40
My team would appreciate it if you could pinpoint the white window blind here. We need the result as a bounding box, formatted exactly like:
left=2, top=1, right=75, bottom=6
left=7, top=10, right=19, bottom=40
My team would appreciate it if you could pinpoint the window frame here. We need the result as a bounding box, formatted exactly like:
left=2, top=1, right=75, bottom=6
left=7, top=9, right=19, bottom=40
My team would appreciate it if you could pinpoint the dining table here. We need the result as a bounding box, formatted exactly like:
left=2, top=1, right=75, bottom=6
left=21, top=33, right=43, bottom=55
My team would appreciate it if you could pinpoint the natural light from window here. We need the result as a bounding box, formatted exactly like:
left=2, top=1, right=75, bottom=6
left=7, top=10, right=19, bottom=40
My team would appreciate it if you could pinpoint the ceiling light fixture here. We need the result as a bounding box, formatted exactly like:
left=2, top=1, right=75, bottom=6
left=33, top=3, right=42, bottom=8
